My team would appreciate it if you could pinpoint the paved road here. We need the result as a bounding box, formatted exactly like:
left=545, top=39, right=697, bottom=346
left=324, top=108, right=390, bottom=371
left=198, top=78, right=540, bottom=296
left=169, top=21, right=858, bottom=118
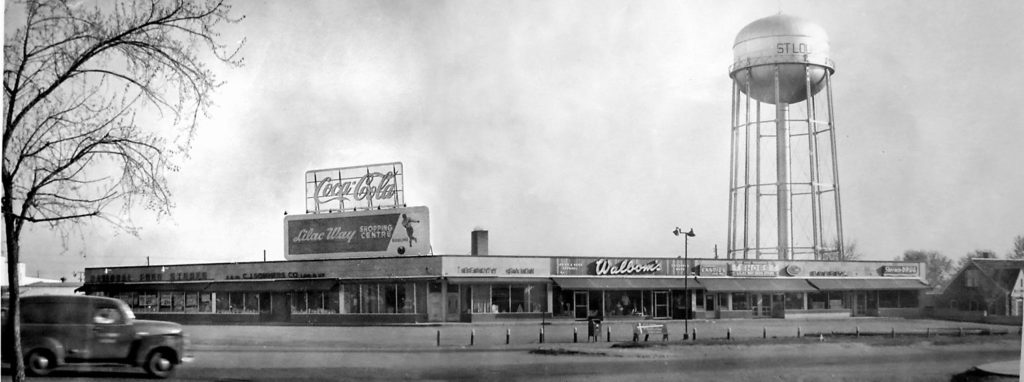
left=2, top=318, right=1019, bottom=381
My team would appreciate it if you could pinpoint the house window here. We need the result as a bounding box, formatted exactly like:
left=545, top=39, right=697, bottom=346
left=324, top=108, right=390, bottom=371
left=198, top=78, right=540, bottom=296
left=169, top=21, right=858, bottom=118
left=965, top=269, right=981, bottom=288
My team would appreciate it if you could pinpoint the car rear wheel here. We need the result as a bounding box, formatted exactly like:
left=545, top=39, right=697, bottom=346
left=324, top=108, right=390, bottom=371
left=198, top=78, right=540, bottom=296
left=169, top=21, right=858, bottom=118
left=25, top=349, right=55, bottom=376
left=143, top=349, right=176, bottom=379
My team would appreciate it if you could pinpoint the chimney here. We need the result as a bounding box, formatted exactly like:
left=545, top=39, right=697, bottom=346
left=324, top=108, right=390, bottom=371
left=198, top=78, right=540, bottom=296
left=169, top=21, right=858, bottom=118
left=471, top=229, right=488, bottom=256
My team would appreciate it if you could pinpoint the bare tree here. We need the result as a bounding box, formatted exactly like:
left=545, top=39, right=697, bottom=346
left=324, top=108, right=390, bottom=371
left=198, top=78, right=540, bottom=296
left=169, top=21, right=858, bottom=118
left=898, top=250, right=953, bottom=289
left=1008, top=235, right=1024, bottom=259
left=820, top=238, right=861, bottom=261
left=956, top=249, right=998, bottom=271
left=3, top=1, right=242, bottom=379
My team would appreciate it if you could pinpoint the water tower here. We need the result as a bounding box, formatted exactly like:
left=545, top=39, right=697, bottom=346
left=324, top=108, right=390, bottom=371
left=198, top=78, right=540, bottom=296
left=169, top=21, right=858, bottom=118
left=726, top=14, right=844, bottom=261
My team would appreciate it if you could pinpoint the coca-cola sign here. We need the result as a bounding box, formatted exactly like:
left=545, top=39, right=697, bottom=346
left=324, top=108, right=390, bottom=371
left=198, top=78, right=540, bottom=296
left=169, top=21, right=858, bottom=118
left=305, top=162, right=405, bottom=213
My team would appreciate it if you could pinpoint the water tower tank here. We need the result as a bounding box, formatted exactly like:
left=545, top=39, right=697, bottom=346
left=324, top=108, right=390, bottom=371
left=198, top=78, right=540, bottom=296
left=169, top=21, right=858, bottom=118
left=730, top=14, right=834, bottom=104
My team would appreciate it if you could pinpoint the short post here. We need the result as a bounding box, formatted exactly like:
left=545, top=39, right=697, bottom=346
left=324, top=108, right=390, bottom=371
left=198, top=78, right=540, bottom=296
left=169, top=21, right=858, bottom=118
left=606, top=325, right=611, bottom=342
left=856, top=326, right=860, bottom=338
left=539, top=327, right=545, bottom=343
left=574, top=327, right=578, bottom=343
left=506, top=328, right=511, bottom=345
left=926, top=328, right=930, bottom=337
left=692, top=327, right=697, bottom=341
left=727, top=327, right=731, bottom=340
left=959, top=327, right=964, bottom=337
left=763, top=327, right=767, bottom=339
left=891, top=327, right=896, bottom=339
left=470, top=329, right=475, bottom=346
left=797, top=327, right=801, bottom=337
left=436, top=330, right=441, bottom=347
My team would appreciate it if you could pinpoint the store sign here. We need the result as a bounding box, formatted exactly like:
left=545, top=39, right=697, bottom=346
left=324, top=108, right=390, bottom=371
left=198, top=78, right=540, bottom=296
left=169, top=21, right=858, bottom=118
left=284, top=206, right=430, bottom=260
left=784, top=264, right=803, bottom=276
left=809, top=270, right=848, bottom=277
left=881, top=265, right=918, bottom=277
left=697, top=264, right=727, bottom=276
left=729, top=263, right=777, bottom=277
left=443, top=257, right=550, bottom=277
left=595, top=259, right=662, bottom=276
left=305, top=162, right=405, bottom=213
left=553, top=258, right=686, bottom=276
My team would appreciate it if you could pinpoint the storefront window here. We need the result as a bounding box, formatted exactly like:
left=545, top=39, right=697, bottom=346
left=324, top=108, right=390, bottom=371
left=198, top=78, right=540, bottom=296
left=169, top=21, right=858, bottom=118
left=510, top=285, right=526, bottom=313
left=554, top=288, right=573, bottom=317
left=292, top=293, right=308, bottom=313
left=342, top=285, right=359, bottom=313
left=244, top=293, right=260, bottom=313
left=396, top=284, right=409, bottom=313
left=492, top=284, right=510, bottom=313
left=828, top=292, right=845, bottom=310
left=526, top=284, right=546, bottom=313
left=899, top=291, right=918, bottom=308
left=137, top=292, right=158, bottom=312
left=415, top=282, right=427, bottom=314
left=732, top=293, right=748, bottom=310
left=605, top=290, right=643, bottom=317
left=383, top=284, right=398, bottom=313
left=471, top=285, right=492, bottom=313
left=198, top=293, right=212, bottom=312
left=363, top=284, right=380, bottom=313
left=808, top=292, right=827, bottom=309
left=784, top=293, right=805, bottom=310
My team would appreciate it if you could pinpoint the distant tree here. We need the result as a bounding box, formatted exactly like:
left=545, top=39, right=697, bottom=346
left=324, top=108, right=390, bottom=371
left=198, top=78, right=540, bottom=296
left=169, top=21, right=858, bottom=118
left=1008, top=235, right=1024, bottom=259
left=899, top=250, right=953, bottom=289
left=3, top=1, right=242, bottom=380
left=956, top=250, right=998, bottom=271
left=820, top=238, right=862, bottom=261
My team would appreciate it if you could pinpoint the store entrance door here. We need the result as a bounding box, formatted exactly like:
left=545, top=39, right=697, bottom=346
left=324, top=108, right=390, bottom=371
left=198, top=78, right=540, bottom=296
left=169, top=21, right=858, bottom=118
left=573, top=291, right=589, bottom=319
left=752, top=293, right=771, bottom=318
left=854, top=292, right=868, bottom=316
left=446, top=285, right=461, bottom=322
left=653, top=291, right=670, bottom=319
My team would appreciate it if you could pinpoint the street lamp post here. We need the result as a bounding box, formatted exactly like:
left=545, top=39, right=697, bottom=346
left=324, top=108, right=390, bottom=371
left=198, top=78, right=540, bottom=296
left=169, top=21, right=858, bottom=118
left=673, top=227, right=695, bottom=340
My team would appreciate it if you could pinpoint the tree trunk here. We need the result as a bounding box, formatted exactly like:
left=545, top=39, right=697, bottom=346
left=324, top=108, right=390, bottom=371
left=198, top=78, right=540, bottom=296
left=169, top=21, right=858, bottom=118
left=3, top=189, right=26, bottom=382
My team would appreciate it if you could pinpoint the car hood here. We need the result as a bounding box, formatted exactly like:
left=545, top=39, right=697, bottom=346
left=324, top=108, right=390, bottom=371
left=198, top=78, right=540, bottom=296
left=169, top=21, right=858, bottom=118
left=132, top=319, right=184, bottom=336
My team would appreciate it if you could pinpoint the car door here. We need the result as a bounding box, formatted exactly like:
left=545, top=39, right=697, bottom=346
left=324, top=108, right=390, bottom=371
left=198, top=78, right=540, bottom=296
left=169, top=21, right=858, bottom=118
left=87, top=303, right=134, bottom=360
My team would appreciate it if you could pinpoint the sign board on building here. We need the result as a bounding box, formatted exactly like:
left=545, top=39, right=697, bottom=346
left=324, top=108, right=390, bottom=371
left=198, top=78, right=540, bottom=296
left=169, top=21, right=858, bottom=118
left=442, top=257, right=551, bottom=277
left=553, top=258, right=688, bottom=276
left=880, top=265, right=919, bottom=277
left=728, top=262, right=778, bottom=277
left=305, top=162, right=405, bottom=213
left=284, top=206, right=430, bottom=260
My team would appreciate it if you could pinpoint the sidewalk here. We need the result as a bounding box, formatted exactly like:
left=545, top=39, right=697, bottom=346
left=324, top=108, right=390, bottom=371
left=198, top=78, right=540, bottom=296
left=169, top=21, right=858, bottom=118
left=183, top=317, right=1021, bottom=350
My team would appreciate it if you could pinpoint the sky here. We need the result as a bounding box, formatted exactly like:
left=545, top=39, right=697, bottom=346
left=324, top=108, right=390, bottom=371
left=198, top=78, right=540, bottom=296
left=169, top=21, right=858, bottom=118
left=5, top=0, right=1024, bottom=281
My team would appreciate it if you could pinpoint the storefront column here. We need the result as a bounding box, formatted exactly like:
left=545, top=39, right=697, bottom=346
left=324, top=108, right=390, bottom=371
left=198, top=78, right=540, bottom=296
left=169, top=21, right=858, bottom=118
left=727, top=293, right=733, bottom=310
left=546, top=285, right=553, bottom=315
left=440, top=282, right=448, bottom=319
left=802, top=292, right=808, bottom=310
left=211, top=292, right=217, bottom=314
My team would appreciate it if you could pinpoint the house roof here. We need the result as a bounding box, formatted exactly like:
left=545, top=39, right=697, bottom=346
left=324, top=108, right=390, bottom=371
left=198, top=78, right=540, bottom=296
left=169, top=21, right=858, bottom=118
left=971, top=259, right=1024, bottom=292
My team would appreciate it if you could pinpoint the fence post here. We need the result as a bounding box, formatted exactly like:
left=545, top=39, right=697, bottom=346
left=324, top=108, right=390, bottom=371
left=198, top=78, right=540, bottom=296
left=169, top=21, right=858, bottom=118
left=436, top=330, right=440, bottom=347
left=470, top=329, right=475, bottom=346
left=606, top=325, right=611, bottom=342
left=574, top=327, right=578, bottom=343
left=959, top=327, right=964, bottom=337
left=727, top=327, right=731, bottom=340
left=797, top=327, right=801, bottom=338
left=506, top=328, right=511, bottom=345
left=692, top=327, right=697, bottom=341
left=856, top=326, right=860, bottom=338
left=763, top=327, right=767, bottom=339
left=891, top=327, right=896, bottom=339
left=926, top=328, right=930, bottom=337
left=539, top=327, right=545, bottom=344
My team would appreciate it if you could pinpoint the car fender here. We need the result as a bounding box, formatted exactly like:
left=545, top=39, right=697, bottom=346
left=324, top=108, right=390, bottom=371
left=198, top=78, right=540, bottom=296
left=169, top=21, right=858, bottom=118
left=22, top=336, right=67, bottom=366
left=131, top=335, right=182, bottom=365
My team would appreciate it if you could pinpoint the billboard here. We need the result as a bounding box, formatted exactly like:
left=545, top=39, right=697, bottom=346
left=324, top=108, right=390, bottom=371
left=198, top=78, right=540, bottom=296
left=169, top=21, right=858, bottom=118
left=305, top=162, right=405, bottom=213
left=284, top=206, right=430, bottom=260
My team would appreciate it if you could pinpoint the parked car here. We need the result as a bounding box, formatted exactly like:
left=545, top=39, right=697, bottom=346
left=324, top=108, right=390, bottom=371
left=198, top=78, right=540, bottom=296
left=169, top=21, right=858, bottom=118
left=1, top=294, right=189, bottom=378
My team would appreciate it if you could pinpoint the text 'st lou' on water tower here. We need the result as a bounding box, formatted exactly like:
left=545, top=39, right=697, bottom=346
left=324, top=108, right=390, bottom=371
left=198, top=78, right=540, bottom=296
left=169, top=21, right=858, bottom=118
left=727, top=14, right=845, bottom=261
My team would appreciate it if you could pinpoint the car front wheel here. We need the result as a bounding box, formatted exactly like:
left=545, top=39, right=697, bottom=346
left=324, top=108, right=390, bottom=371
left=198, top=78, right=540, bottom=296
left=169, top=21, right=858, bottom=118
left=25, top=349, right=56, bottom=376
left=143, top=349, right=176, bottom=379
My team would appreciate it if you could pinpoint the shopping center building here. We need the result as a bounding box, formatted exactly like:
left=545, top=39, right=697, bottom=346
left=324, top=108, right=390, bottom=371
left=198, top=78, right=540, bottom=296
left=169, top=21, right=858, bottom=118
left=78, top=162, right=928, bottom=325
left=81, top=232, right=929, bottom=325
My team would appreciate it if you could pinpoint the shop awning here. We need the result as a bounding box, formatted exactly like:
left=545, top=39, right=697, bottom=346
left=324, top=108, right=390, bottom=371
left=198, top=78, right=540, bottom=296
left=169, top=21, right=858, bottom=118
left=82, top=279, right=340, bottom=293
left=699, top=278, right=817, bottom=292
left=551, top=277, right=700, bottom=290
left=807, top=278, right=930, bottom=291
left=446, top=277, right=553, bottom=284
